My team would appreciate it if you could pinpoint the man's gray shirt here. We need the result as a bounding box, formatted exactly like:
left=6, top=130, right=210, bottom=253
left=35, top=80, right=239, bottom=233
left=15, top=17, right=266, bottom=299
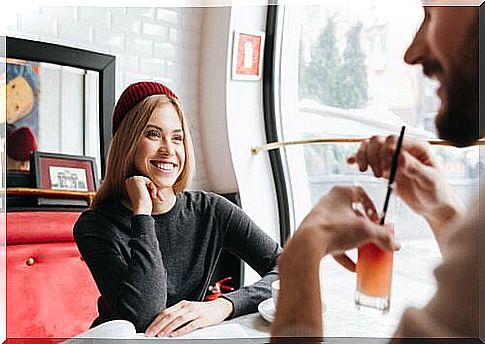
left=74, top=191, right=281, bottom=332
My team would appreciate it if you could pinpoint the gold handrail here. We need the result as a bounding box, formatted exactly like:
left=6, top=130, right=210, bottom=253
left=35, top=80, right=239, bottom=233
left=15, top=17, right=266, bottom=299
left=251, top=137, right=485, bottom=155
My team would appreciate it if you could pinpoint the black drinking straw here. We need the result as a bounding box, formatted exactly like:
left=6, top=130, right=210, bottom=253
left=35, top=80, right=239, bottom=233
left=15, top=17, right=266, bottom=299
left=380, top=126, right=406, bottom=225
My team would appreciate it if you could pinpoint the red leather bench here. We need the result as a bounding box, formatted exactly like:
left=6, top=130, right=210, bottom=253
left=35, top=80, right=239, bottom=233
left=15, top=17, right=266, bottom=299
left=7, top=211, right=99, bottom=338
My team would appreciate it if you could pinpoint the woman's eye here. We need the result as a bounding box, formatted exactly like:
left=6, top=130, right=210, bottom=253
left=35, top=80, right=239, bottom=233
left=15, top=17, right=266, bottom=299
left=147, top=130, right=161, bottom=138
left=173, top=135, right=183, bottom=142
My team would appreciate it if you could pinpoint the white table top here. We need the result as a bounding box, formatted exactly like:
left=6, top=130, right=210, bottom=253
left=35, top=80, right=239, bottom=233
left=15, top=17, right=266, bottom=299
left=230, top=238, right=441, bottom=339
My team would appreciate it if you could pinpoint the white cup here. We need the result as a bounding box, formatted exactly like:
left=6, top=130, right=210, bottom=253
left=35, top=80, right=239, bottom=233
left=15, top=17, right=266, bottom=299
left=271, top=280, right=280, bottom=307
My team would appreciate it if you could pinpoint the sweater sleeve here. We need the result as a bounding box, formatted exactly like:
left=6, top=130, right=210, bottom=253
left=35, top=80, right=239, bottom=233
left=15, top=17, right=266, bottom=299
left=74, top=212, right=167, bottom=332
left=213, top=196, right=281, bottom=317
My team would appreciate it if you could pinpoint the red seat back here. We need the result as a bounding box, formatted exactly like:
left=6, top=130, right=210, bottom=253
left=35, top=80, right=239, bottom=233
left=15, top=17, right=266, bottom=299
left=7, top=212, right=99, bottom=338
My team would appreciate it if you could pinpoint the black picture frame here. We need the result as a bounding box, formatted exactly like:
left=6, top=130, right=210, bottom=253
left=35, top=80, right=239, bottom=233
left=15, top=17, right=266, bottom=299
left=31, top=151, right=99, bottom=192
left=6, top=36, right=115, bottom=178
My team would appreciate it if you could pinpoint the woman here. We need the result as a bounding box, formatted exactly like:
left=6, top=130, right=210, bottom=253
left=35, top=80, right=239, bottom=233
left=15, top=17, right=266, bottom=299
left=74, top=81, right=280, bottom=337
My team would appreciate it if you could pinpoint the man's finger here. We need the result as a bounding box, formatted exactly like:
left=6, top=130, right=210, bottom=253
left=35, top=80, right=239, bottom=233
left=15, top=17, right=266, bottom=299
left=381, top=135, right=398, bottom=172
left=368, top=137, right=385, bottom=177
left=353, top=187, right=379, bottom=223
left=399, top=152, right=436, bottom=189
left=347, top=154, right=357, bottom=165
left=365, top=223, right=401, bottom=251
left=356, top=140, right=369, bottom=172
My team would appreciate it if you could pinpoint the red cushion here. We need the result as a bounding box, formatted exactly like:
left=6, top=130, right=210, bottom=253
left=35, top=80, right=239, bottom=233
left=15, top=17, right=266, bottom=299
left=7, top=212, right=80, bottom=244
left=7, top=212, right=100, bottom=338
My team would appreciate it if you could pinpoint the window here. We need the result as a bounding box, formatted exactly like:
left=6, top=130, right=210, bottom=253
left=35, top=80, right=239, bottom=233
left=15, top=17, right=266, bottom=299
left=272, top=3, right=481, bottom=337
left=276, top=2, right=480, bottom=234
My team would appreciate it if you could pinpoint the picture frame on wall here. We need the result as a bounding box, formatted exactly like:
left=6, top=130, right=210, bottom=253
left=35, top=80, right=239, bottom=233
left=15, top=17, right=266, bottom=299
left=232, top=30, right=265, bottom=81
left=31, top=151, right=99, bottom=192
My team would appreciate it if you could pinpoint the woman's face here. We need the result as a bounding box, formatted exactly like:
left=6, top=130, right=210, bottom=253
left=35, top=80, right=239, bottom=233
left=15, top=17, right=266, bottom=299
left=134, top=103, right=186, bottom=190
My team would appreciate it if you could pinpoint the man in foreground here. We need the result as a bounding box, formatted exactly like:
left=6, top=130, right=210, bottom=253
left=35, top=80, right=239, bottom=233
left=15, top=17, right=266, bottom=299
left=272, top=5, right=482, bottom=340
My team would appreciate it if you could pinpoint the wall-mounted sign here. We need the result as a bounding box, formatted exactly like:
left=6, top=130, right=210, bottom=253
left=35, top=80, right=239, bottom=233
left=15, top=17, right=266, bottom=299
left=232, top=30, right=265, bottom=81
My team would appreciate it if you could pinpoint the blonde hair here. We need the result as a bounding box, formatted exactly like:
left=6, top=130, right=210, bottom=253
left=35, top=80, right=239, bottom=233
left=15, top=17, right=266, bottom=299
left=91, top=94, right=195, bottom=209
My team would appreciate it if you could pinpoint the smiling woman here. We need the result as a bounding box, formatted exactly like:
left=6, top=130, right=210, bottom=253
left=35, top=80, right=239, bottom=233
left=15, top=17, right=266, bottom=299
left=133, top=103, right=187, bottom=204
left=73, top=81, right=281, bottom=337
left=90, top=82, right=194, bottom=210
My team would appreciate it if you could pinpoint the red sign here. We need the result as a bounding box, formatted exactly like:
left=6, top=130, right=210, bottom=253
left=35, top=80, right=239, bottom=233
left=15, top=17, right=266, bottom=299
left=232, top=31, right=265, bottom=80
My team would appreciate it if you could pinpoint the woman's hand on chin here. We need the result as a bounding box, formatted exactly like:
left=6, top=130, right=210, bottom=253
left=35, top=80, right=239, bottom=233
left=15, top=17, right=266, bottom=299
left=125, top=176, right=161, bottom=215
left=145, top=298, right=234, bottom=338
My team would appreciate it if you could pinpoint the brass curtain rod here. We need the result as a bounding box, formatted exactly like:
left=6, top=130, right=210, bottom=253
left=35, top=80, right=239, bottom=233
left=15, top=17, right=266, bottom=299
left=251, top=137, right=485, bottom=155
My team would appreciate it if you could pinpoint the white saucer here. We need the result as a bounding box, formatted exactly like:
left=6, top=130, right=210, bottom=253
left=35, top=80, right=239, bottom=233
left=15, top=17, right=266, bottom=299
left=258, top=298, right=328, bottom=323
left=258, top=298, right=275, bottom=323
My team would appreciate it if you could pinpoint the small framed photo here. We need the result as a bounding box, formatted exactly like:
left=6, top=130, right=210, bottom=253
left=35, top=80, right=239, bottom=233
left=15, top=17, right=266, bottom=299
left=31, top=151, right=99, bottom=192
left=232, top=30, right=265, bottom=81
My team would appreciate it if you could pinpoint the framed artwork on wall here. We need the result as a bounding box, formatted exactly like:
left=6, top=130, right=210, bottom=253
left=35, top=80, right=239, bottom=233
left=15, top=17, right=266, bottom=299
left=31, top=151, right=99, bottom=192
left=231, top=30, right=265, bottom=81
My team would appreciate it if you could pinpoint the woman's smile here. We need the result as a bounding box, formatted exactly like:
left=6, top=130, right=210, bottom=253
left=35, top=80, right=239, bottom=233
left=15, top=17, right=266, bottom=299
left=149, top=160, right=178, bottom=174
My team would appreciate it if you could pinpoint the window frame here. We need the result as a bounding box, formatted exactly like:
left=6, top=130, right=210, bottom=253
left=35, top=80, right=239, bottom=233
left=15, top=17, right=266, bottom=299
left=263, top=4, right=293, bottom=245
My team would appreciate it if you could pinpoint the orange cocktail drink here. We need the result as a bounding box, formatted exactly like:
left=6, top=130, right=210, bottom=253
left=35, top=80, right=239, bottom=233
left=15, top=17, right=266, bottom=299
left=355, top=242, right=393, bottom=312
left=354, top=126, right=404, bottom=313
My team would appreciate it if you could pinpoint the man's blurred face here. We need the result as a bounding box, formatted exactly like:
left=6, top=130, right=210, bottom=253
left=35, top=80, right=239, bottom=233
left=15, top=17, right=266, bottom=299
left=404, top=7, right=480, bottom=146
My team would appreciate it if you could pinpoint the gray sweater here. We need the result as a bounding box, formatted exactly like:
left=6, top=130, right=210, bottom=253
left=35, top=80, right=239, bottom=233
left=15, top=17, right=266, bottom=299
left=74, top=191, right=281, bottom=332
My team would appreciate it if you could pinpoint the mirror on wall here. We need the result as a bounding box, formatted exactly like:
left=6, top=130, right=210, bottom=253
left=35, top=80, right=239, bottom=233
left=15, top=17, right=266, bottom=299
left=4, top=37, right=115, bottom=187
left=4, top=58, right=100, bottom=173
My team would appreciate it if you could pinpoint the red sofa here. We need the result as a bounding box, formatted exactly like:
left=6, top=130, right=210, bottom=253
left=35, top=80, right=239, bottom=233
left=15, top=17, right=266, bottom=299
left=7, top=211, right=99, bottom=338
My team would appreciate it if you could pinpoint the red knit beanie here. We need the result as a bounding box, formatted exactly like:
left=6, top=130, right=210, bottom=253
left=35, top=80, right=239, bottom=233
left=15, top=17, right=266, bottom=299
left=112, top=81, right=178, bottom=135
left=6, top=126, right=38, bottom=161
